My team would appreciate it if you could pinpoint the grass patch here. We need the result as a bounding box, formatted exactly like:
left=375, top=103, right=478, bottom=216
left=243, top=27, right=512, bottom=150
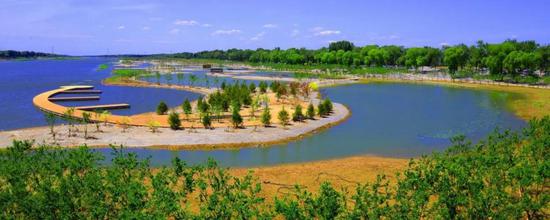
left=97, top=63, right=109, bottom=71
left=104, top=68, right=151, bottom=83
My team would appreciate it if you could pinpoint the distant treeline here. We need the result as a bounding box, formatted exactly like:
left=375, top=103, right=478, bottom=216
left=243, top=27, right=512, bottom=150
left=157, top=40, right=549, bottom=76
left=0, top=50, right=61, bottom=59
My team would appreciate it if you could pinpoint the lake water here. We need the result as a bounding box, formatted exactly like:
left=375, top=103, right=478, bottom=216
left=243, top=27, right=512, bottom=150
left=0, top=59, right=525, bottom=167
left=0, top=58, right=200, bottom=131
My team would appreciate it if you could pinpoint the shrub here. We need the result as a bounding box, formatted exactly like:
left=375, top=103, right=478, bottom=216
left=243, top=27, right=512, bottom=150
left=292, top=105, right=304, bottom=122
left=249, top=83, right=256, bottom=93
left=231, top=107, right=243, bottom=128
left=167, top=112, right=181, bottom=130
left=306, top=103, right=315, bottom=119
left=157, top=101, right=168, bottom=115
left=202, top=114, right=212, bottom=129
left=182, top=99, right=192, bottom=120
left=323, top=98, right=333, bottom=113
left=0, top=117, right=548, bottom=218
left=259, top=81, right=268, bottom=93
left=261, top=106, right=271, bottom=127
left=318, top=102, right=327, bottom=117
left=278, top=107, right=289, bottom=127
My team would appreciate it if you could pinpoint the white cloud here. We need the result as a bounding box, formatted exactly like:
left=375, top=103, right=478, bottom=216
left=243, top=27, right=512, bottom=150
left=169, top=28, right=180, bottom=34
left=202, top=23, right=212, bottom=27
left=117, top=25, right=125, bottom=30
left=309, top=27, right=341, bottom=36
left=314, top=30, right=341, bottom=36
left=310, top=27, right=324, bottom=32
left=440, top=42, right=450, bottom=47
left=263, top=24, right=277, bottom=28
left=174, top=19, right=199, bottom=26
left=212, top=29, right=242, bottom=36
left=250, top=32, right=266, bottom=41
left=291, top=29, right=300, bottom=37
left=142, top=26, right=150, bottom=31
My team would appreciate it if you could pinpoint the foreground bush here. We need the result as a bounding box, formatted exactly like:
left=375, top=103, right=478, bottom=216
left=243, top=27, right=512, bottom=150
left=0, top=117, right=548, bottom=219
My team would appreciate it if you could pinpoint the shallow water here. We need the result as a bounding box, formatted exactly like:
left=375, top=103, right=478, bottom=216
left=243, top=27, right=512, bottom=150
left=0, top=59, right=525, bottom=167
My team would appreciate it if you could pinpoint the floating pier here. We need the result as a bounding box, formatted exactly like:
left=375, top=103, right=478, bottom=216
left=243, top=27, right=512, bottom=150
left=48, top=96, right=101, bottom=101
left=59, top=89, right=102, bottom=94
left=75, top=103, right=130, bottom=111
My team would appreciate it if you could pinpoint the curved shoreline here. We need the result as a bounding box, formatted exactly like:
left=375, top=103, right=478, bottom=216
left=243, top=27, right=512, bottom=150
left=0, top=102, right=350, bottom=150
left=9, top=69, right=548, bottom=151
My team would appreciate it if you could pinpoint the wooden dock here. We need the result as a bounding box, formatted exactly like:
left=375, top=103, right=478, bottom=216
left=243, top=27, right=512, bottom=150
left=59, top=89, right=102, bottom=94
left=75, top=103, right=130, bottom=111
left=48, top=96, right=100, bottom=101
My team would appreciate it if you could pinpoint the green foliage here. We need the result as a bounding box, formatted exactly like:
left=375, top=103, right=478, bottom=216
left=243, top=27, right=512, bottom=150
left=112, top=68, right=148, bottom=77
left=278, top=107, right=289, bottom=127
left=261, top=106, right=271, bottom=127
left=231, top=106, right=243, bottom=128
left=1, top=116, right=548, bottom=218
left=317, top=98, right=333, bottom=117
left=182, top=99, right=192, bottom=120
left=97, top=63, right=109, bottom=71
left=202, top=114, right=212, bottom=129
left=292, top=105, right=304, bottom=122
left=156, top=101, right=168, bottom=115
left=0, top=50, right=59, bottom=59
left=259, top=81, right=268, bottom=93
left=329, top=40, right=355, bottom=52
left=43, top=112, right=57, bottom=135
left=249, top=82, right=256, bottom=93
left=167, top=112, right=181, bottom=130
left=443, top=45, right=469, bottom=73
left=306, top=103, right=315, bottom=119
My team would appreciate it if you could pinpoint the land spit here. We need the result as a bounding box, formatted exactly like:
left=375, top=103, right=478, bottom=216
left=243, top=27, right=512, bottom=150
left=0, top=102, right=349, bottom=149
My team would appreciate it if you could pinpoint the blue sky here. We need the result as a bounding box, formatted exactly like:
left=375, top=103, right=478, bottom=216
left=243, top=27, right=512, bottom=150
left=1, top=0, right=548, bottom=55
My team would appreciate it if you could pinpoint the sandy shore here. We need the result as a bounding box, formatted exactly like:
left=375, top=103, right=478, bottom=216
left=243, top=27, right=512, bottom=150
left=230, top=155, right=408, bottom=198
left=0, top=102, right=349, bottom=149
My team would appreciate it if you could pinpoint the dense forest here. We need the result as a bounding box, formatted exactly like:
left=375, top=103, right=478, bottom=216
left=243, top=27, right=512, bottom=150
left=161, top=40, right=550, bottom=78
left=1, top=117, right=548, bottom=219
left=0, top=50, right=60, bottom=59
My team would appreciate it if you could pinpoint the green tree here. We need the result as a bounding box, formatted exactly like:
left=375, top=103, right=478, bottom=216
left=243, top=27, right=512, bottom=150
left=231, top=107, right=243, bottom=129
left=292, top=105, right=304, bottom=122
left=443, top=45, right=469, bottom=73
left=182, top=99, right=192, bottom=121
left=167, top=112, right=181, bottom=130
left=43, top=112, right=57, bottom=139
left=202, top=114, right=212, bottom=129
left=157, top=101, right=168, bottom=115
left=329, top=40, right=355, bottom=52
left=259, top=81, right=268, bottom=93
left=81, top=112, right=91, bottom=139
left=63, top=107, right=75, bottom=137
left=261, top=106, right=271, bottom=127
left=278, top=107, right=290, bottom=127
left=249, top=83, right=256, bottom=93
left=306, top=103, right=315, bottom=119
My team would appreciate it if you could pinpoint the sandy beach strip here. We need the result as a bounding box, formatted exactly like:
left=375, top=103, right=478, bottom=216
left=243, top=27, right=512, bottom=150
left=0, top=102, right=349, bottom=149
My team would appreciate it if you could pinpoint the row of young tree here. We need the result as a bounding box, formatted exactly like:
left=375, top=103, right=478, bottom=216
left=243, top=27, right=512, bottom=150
left=2, top=116, right=547, bottom=219
left=156, top=81, right=333, bottom=130
left=163, top=39, right=549, bottom=76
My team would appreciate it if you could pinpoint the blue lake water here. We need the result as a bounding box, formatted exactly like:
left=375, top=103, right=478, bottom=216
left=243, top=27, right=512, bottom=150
left=0, top=58, right=200, bottom=131
left=0, top=59, right=526, bottom=167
